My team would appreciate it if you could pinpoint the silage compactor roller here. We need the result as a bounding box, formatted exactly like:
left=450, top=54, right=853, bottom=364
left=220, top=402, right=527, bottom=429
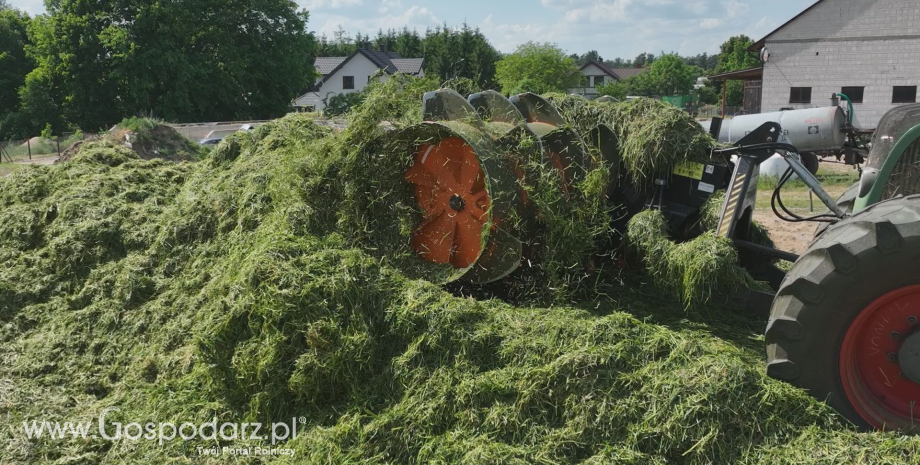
left=394, top=90, right=920, bottom=431
left=397, top=89, right=620, bottom=284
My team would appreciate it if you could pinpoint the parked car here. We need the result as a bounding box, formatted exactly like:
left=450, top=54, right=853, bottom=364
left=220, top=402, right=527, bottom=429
left=198, top=137, right=223, bottom=146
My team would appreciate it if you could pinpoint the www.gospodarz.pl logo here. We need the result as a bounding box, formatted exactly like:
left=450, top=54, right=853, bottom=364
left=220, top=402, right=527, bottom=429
left=20, top=406, right=303, bottom=456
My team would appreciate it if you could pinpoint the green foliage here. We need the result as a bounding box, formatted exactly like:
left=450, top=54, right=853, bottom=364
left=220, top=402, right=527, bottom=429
left=419, top=24, right=502, bottom=90
left=17, top=0, right=317, bottom=132
left=39, top=122, right=51, bottom=139
left=574, top=49, right=603, bottom=66
left=317, top=24, right=501, bottom=90
left=596, top=78, right=633, bottom=100
left=117, top=116, right=159, bottom=133
left=695, top=84, right=720, bottom=105
left=597, top=54, right=697, bottom=99
left=642, top=54, right=698, bottom=96
left=323, top=92, right=368, bottom=117
left=495, top=42, right=583, bottom=95
left=0, top=7, right=34, bottom=138
left=715, top=35, right=761, bottom=106
left=627, top=209, right=754, bottom=308
left=633, top=52, right=656, bottom=67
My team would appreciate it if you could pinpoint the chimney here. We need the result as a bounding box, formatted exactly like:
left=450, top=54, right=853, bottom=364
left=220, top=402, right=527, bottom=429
left=364, top=42, right=371, bottom=50
left=382, top=44, right=388, bottom=53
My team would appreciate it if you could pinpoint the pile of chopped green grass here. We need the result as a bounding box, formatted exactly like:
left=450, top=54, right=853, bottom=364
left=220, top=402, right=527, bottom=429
left=544, top=93, right=618, bottom=136
left=613, top=98, right=721, bottom=185
left=626, top=210, right=755, bottom=308
left=546, top=94, right=725, bottom=188
left=626, top=191, right=779, bottom=308
left=3, top=83, right=920, bottom=464
left=59, top=117, right=208, bottom=163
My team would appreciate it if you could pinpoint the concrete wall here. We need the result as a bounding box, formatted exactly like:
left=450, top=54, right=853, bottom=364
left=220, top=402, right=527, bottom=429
left=761, top=0, right=920, bottom=129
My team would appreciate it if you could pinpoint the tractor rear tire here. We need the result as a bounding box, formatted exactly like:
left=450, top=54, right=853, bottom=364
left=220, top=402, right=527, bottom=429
left=814, top=182, right=859, bottom=237
left=767, top=194, right=920, bottom=430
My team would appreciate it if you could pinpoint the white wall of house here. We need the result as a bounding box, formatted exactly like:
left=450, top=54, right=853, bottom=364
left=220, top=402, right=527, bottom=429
left=571, top=63, right=611, bottom=97
left=315, top=54, right=384, bottom=109
left=761, top=0, right=920, bottom=129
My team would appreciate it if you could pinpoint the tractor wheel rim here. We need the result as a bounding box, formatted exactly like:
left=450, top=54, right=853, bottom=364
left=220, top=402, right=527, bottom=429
left=404, top=137, right=489, bottom=269
left=840, top=284, right=920, bottom=429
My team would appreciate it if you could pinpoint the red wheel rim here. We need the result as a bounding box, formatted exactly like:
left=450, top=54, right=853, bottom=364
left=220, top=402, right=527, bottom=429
left=840, top=284, right=920, bottom=429
left=403, top=137, right=489, bottom=269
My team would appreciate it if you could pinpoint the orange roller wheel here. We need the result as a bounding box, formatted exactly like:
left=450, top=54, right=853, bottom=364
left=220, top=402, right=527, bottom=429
left=404, top=137, right=490, bottom=269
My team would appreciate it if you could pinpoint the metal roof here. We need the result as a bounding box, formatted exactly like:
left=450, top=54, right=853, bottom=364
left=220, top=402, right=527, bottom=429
left=314, top=57, right=348, bottom=76
left=609, top=67, right=646, bottom=80
left=390, top=58, right=425, bottom=75
left=360, top=49, right=400, bottom=73
left=579, top=60, right=647, bottom=80
left=292, top=92, right=322, bottom=108
left=707, top=67, right=763, bottom=81
left=311, top=48, right=425, bottom=92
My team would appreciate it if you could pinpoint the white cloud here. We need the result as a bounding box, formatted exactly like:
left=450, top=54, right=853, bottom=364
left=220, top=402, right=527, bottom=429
left=314, top=5, right=439, bottom=37
left=378, top=0, right=402, bottom=14
left=481, top=13, right=570, bottom=52
left=299, top=0, right=363, bottom=10
left=725, top=0, right=750, bottom=18
left=700, top=18, right=722, bottom=29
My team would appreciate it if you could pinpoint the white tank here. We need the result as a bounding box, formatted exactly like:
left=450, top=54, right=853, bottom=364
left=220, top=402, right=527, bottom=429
left=702, top=107, right=848, bottom=152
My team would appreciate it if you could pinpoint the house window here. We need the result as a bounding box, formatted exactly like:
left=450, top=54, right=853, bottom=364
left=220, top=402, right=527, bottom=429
left=789, top=87, right=812, bottom=104
left=841, top=86, right=864, bottom=103
left=343, top=76, right=355, bottom=90
left=893, top=86, right=917, bottom=104
left=594, top=76, right=604, bottom=87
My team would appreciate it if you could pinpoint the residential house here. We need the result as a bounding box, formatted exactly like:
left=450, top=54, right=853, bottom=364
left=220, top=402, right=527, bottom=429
left=749, top=0, right=920, bottom=129
left=571, top=60, right=647, bottom=98
left=293, top=44, right=425, bottom=112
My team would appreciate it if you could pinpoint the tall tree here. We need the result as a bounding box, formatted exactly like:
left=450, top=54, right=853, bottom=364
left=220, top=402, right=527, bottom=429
left=597, top=54, right=698, bottom=99
left=495, top=42, right=583, bottom=94
left=21, top=0, right=317, bottom=131
left=422, top=24, right=501, bottom=90
left=714, top=35, right=761, bottom=106
left=0, top=7, right=34, bottom=137
left=576, top=50, right=603, bottom=66
left=312, top=25, right=500, bottom=89
left=633, top=52, right=656, bottom=67
left=393, top=27, right=422, bottom=58
left=606, top=57, right=630, bottom=68
left=642, top=54, right=698, bottom=96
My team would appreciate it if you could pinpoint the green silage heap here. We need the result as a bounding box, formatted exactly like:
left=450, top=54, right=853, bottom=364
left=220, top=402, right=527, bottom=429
left=1, top=81, right=918, bottom=464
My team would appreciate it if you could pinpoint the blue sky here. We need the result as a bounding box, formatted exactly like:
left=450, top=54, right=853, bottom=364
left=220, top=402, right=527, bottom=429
left=9, top=0, right=817, bottom=59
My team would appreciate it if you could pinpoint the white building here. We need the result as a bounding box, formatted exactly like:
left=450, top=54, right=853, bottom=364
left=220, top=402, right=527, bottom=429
left=751, top=0, right=920, bottom=129
left=293, top=45, right=425, bottom=112
left=570, top=60, right=646, bottom=98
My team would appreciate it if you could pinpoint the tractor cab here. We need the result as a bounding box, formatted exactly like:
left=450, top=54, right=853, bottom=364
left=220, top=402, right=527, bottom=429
left=855, top=103, right=920, bottom=212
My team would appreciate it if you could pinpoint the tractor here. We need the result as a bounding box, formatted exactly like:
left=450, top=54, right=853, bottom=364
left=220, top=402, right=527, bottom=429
left=394, top=88, right=920, bottom=431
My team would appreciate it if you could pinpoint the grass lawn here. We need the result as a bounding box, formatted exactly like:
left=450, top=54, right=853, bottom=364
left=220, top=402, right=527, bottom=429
left=0, top=163, right=27, bottom=178
left=756, top=161, right=859, bottom=213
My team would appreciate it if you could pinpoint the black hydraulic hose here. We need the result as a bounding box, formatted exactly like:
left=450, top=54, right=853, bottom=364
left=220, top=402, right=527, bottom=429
left=714, top=142, right=801, bottom=155
left=771, top=168, right=838, bottom=223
